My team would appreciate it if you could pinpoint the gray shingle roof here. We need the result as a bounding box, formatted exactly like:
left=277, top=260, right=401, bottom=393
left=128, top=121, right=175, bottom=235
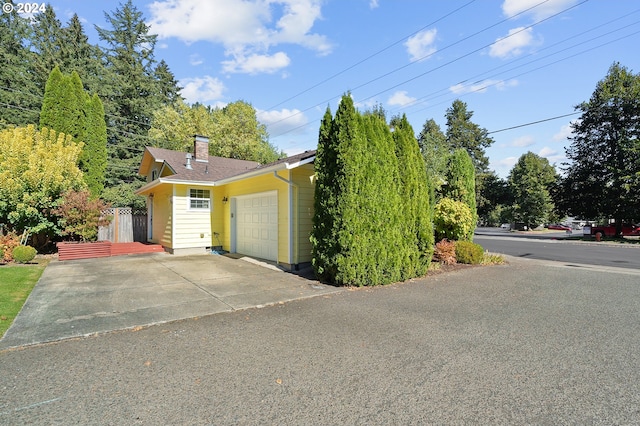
left=144, top=147, right=315, bottom=183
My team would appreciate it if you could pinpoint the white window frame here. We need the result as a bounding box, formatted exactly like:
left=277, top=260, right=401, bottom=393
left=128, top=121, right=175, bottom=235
left=188, top=188, right=211, bottom=211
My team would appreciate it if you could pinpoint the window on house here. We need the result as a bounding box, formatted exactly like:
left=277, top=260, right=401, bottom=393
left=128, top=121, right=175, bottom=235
left=189, top=188, right=210, bottom=210
left=151, top=169, right=158, bottom=180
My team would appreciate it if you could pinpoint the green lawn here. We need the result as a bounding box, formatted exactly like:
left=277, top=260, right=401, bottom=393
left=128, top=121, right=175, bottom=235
left=0, top=260, right=47, bottom=338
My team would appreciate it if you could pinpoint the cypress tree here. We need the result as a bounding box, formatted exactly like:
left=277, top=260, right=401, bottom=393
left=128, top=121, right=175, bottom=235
left=82, top=94, right=108, bottom=197
left=311, top=107, right=340, bottom=282
left=442, top=148, right=477, bottom=240
left=40, top=66, right=86, bottom=140
left=392, top=114, right=434, bottom=276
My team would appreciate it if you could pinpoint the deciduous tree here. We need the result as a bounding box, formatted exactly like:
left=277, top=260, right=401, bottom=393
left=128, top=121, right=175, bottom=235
left=509, top=152, right=558, bottom=229
left=0, top=125, right=85, bottom=238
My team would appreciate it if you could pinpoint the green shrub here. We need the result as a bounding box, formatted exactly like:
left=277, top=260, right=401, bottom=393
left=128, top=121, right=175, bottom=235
left=434, top=197, right=474, bottom=241
left=455, top=241, right=484, bottom=264
left=433, top=239, right=456, bottom=264
left=0, top=247, right=4, bottom=262
left=12, top=245, right=37, bottom=263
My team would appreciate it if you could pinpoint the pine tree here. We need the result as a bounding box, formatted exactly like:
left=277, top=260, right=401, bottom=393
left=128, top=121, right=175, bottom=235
left=0, top=8, right=40, bottom=127
left=445, top=99, right=494, bottom=174
left=97, top=0, right=178, bottom=207
left=30, top=4, right=64, bottom=93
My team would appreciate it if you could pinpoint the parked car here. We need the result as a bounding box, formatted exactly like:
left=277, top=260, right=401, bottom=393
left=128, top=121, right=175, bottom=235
left=547, top=224, right=572, bottom=231
left=500, top=223, right=511, bottom=230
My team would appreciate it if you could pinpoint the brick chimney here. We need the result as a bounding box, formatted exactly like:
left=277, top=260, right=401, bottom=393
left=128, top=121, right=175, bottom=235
left=193, top=135, right=209, bottom=162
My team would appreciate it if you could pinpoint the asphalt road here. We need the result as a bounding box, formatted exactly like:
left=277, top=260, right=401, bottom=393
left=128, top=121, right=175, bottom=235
left=475, top=233, right=640, bottom=270
left=2, top=257, right=640, bottom=424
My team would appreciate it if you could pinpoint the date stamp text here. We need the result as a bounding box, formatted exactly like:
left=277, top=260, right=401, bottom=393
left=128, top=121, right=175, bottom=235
left=2, top=2, right=46, bottom=14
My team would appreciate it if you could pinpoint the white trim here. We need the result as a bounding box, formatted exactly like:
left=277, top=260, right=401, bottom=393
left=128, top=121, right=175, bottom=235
left=135, top=155, right=315, bottom=195
left=232, top=190, right=278, bottom=262
left=187, top=187, right=211, bottom=211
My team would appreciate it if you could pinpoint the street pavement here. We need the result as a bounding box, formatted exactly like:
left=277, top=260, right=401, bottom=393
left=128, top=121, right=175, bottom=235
left=2, top=256, right=640, bottom=424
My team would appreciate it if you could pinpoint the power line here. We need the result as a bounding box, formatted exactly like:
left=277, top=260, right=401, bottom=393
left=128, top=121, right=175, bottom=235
left=487, top=112, right=580, bottom=134
left=267, top=0, right=588, bottom=137
left=266, top=0, right=479, bottom=110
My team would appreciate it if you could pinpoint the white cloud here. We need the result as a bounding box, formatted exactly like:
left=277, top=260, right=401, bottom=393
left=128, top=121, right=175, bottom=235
left=388, top=91, right=417, bottom=107
left=490, top=27, right=534, bottom=58
left=502, top=0, right=579, bottom=20
left=539, top=146, right=566, bottom=165
left=257, top=108, right=308, bottom=137
left=222, top=51, right=291, bottom=74
left=179, top=76, right=226, bottom=104
left=148, top=0, right=331, bottom=74
left=405, top=28, right=437, bottom=62
left=189, top=54, right=203, bottom=66
left=511, top=135, right=535, bottom=147
left=449, top=79, right=518, bottom=95
left=552, top=121, right=577, bottom=141
left=369, top=0, right=379, bottom=9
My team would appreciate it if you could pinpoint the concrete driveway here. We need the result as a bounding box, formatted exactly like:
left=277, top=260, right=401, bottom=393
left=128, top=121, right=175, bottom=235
left=0, top=253, right=340, bottom=349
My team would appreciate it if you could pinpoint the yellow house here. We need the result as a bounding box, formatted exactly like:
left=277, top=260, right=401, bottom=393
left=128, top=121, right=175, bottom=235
left=135, top=135, right=316, bottom=270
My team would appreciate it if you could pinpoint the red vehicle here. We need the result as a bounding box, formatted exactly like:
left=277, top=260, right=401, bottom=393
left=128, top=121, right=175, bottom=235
left=590, top=223, right=640, bottom=237
left=547, top=224, right=572, bottom=231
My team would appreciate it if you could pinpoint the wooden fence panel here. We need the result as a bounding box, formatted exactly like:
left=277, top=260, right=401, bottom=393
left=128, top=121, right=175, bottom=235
left=99, top=208, right=147, bottom=243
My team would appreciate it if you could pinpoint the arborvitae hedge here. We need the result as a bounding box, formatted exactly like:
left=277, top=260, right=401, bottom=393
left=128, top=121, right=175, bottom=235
left=311, top=95, right=434, bottom=286
left=442, top=148, right=477, bottom=241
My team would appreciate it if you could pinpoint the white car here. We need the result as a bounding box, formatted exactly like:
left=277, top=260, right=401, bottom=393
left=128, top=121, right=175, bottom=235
left=500, top=223, right=511, bottom=230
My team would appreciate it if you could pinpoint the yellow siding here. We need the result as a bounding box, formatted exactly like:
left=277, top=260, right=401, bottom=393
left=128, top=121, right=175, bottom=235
left=210, top=186, right=225, bottom=247
left=150, top=184, right=173, bottom=248
left=221, top=172, right=289, bottom=263
left=172, top=184, right=214, bottom=249
left=292, top=164, right=315, bottom=263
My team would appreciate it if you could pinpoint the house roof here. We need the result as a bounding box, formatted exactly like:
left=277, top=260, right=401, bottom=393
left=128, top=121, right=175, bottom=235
left=136, top=146, right=316, bottom=194
left=139, top=146, right=260, bottom=182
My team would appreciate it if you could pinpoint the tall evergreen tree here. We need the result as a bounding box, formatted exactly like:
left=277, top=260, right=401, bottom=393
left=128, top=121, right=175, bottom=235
left=154, top=60, right=182, bottom=106
left=391, top=114, right=434, bottom=276
left=311, top=95, right=430, bottom=286
left=445, top=99, right=494, bottom=174
left=82, top=94, right=108, bottom=197
left=0, top=8, right=40, bottom=127
left=441, top=149, right=477, bottom=240
left=560, top=62, right=640, bottom=233
left=418, top=118, right=448, bottom=193
left=40, top=67, right=106, bottom=197
left=40, top=67, right=86, bottom=143
left=29, top=4, right=64, bottom=93
left=60, top=14, right=107, bottom=99
left=310, top=107, right=339, bottom=282
left=96, top=0, right=164, bottom=201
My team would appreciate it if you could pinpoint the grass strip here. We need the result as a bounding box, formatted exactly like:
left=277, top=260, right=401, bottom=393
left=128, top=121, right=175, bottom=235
left=0, top=261, right=47, bottom=338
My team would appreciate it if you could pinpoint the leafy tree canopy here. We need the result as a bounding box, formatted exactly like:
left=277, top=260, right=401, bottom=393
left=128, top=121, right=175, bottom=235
left=560, top=62, right=640, bottom=231
left=509, top=151, right=558, bottom=228
left=0, top=125, right=85, bottom=236
left=149, top=100, right=283, bottom=164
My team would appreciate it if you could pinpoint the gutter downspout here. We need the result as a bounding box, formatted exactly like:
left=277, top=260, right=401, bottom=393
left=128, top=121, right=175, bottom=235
left=273, top=170, right=297, bottom=269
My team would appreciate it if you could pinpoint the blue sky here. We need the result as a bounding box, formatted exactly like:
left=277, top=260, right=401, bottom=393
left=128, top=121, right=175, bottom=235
left=37, top=0, right=640, bottom=177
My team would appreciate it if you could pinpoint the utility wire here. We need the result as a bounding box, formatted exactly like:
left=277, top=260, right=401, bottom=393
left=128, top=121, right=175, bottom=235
left=266, top=0, right=479, bottom=110
left=487, top=112, right=580, bottom=134
left=267, top=0, right=587, bottom=136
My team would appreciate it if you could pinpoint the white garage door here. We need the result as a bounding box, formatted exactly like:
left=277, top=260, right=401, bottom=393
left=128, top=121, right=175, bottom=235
left=235, top=192, right=278, bottom=261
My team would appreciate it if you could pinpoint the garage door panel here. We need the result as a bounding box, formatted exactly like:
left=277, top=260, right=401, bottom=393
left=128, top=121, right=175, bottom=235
left=235, top=192, right=278, bottom=262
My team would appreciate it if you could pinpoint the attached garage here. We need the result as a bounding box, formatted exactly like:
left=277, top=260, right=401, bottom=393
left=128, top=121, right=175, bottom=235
left=234, top=191, right=278, bottom=262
